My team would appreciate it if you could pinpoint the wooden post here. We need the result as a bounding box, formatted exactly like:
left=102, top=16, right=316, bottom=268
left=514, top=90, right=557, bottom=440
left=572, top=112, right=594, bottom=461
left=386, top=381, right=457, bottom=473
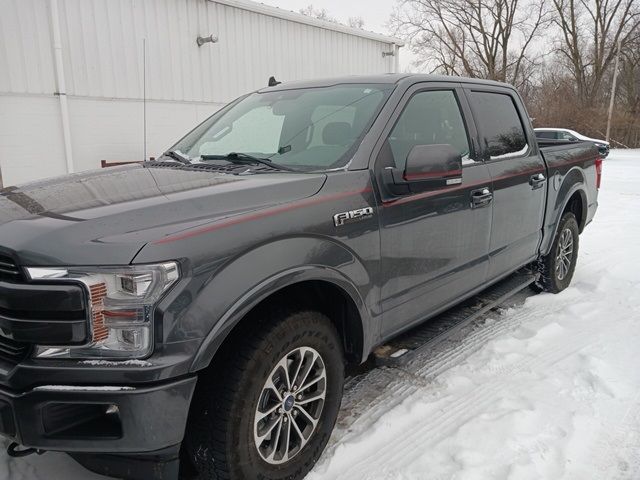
left=605, top=39, right=622, bottom=144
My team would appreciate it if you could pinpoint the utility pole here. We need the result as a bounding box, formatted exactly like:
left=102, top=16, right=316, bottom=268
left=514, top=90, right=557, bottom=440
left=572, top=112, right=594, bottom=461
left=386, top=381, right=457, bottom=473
left=605, top=38, right=622, bottom=144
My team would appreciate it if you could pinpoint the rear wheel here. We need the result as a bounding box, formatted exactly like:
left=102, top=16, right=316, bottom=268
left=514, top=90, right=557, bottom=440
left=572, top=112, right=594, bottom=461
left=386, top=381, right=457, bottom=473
left=535, top=212, right=579, bottom=293
left=184, top=309, right=344, bottom=480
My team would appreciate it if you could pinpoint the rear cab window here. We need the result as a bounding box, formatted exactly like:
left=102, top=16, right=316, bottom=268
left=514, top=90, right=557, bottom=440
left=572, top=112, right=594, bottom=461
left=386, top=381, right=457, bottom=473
left=468, top=91, right=529, bottom=160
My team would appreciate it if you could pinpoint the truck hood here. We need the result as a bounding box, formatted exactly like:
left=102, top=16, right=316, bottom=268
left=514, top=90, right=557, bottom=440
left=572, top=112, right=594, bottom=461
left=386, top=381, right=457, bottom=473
left=0, top=163, right=326, bottom=266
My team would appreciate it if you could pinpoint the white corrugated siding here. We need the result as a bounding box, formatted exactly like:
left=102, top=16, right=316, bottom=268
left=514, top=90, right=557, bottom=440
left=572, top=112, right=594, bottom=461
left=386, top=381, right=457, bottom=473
left=1, top=0, right=397, bottom=101
left=0, top=0, right=400, bottom=186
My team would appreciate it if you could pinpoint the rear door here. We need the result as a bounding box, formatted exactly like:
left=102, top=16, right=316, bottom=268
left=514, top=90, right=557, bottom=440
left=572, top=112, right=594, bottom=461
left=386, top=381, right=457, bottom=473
left=464, top=88, right=546, bottom=280
left=375, top=83, right=493, bottom=337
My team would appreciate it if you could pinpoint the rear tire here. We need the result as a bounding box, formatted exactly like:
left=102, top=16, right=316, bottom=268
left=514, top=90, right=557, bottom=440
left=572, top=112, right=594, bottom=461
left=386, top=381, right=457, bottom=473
left=535, top=212, right=579, bottom=293
left=184, top=309, right=344, bottom=480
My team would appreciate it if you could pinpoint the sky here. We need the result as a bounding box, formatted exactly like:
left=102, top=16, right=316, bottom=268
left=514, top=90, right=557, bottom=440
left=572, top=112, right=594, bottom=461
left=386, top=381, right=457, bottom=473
left=258, top=0, right=416, bottom=70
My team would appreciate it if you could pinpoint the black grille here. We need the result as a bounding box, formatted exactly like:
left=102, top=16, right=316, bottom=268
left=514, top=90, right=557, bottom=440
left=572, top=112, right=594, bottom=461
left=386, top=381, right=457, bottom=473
left=0, top=255, right=21, bottom=282
left=0, top=335, right=30, bottom=364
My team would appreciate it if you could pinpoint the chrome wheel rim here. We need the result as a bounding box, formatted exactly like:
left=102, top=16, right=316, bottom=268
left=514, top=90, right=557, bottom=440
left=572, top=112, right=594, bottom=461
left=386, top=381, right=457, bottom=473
left=253, top=346, right=327, bottom=465
left=555, top=228, right=574, bottom=281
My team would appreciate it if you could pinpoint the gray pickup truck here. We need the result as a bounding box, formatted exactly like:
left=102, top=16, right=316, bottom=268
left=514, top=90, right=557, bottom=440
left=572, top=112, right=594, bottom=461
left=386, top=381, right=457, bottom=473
left=0, top=74, right=601, bottom=480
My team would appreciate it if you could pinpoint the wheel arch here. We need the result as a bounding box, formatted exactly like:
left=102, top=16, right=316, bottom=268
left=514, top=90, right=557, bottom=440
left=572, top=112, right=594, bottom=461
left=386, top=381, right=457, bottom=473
left=541, top=174, right=588, bottom=256
left=564, top=189, right=587, bottom=232
left=189, top=267, right=369, bottom=373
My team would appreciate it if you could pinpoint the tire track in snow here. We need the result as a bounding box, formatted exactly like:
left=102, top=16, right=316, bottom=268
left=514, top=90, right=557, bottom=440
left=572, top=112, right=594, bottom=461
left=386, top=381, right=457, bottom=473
left=335, top=298, right=535, bottom=433
left=314, top=287, right=604, bottom=478
left=575, top=374, right=640, bottom=480
left=334, top=289, right=578, bottom=438
left=331, top=326, right=597, bottom=478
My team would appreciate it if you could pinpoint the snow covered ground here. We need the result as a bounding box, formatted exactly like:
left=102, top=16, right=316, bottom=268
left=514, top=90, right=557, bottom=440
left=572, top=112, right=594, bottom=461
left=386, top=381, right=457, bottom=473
left=2, top=149, right=640, bottom=480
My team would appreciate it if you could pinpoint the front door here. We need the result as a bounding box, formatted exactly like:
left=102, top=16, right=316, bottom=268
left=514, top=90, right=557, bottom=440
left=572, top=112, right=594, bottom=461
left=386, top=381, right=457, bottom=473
left=376, top=84, right=493, bottom=338
left=464, top=88, right=547, bottom=280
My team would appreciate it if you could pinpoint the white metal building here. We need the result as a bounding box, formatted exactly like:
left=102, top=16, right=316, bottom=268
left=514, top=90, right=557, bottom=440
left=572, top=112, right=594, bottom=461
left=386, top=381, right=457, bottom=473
left=0, top=0, right=403, bottom=187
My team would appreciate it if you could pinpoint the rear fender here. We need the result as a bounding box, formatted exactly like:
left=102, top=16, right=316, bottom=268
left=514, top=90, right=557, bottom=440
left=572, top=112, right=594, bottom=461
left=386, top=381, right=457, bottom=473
left=540, top=168, right=587, bottom=256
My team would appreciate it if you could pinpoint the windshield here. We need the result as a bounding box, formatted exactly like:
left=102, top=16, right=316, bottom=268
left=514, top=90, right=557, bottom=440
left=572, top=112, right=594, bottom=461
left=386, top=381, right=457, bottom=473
left=169, top=83, right=393, bottom=171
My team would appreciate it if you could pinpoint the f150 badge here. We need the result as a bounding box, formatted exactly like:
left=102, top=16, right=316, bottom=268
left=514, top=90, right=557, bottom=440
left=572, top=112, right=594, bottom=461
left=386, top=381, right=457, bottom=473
left=333, top=207, right=374, bottom=227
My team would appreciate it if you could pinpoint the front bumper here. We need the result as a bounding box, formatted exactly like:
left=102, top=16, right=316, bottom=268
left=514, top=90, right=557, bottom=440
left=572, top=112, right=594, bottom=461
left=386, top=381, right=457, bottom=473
left=0, top=376, right=196, bottom=453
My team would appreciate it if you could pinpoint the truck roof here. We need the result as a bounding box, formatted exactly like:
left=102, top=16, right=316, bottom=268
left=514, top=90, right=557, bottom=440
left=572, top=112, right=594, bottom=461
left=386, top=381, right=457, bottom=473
left=259, top=74, right=517, bottom=92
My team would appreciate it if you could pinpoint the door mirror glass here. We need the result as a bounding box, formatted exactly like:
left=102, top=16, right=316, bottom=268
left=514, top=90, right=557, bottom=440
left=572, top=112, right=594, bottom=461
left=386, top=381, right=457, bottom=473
left=383, top=144, right=462, bottom=194
left=405, top=144, right=462, bottom=183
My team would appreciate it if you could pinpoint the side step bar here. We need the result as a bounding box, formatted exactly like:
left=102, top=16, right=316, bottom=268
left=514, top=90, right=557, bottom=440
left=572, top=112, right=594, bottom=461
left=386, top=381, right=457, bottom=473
left=373, top=271, right=538, bottom=367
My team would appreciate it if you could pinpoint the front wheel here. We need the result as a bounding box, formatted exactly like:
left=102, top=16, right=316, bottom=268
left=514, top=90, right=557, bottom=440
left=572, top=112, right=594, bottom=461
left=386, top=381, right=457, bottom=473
left=184, top=310, right=344, bottom=480
left=535, top=212, right=580, bottom=293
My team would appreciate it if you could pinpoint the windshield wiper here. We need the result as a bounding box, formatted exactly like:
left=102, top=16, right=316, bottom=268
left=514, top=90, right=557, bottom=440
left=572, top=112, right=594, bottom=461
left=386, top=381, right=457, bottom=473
left=200, top=152, right=297, bottom=172
left=162, top=150, right=192, bottom=165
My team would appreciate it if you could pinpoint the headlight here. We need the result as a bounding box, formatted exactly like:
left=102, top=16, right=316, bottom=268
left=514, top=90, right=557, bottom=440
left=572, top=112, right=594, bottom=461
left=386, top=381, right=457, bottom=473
left=26, top=262, right=180, bottom=359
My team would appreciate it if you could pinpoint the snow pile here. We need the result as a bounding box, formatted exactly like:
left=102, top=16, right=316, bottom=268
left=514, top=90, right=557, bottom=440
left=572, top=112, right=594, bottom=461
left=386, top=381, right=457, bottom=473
left=1, top=149, right=639, bottom=480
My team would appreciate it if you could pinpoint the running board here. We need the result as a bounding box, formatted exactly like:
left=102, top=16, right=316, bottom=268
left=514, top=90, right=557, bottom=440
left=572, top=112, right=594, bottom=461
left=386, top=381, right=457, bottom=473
left=373, top=271, right=537, bottom=367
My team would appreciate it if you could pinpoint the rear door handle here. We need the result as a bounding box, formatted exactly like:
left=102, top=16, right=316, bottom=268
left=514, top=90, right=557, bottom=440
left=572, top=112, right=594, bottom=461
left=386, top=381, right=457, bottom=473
left=530, top=172, right=546, bottom=189
left=471, top=187, right=493, bottom=208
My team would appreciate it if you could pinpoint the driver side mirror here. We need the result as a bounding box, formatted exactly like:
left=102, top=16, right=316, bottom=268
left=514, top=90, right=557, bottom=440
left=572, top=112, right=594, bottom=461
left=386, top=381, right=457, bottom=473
left=383, top=144, right=463, bottom=195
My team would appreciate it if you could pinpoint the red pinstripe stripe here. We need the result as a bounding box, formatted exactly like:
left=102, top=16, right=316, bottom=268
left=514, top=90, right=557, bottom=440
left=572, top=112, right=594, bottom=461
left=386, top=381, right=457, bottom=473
left=383, top=156, right=593, bottom=208
left=153, top=187, right=373, bottom=244
left=153, top=156, right=594, bottom=242
left=404, top=169, right=462, bottom=180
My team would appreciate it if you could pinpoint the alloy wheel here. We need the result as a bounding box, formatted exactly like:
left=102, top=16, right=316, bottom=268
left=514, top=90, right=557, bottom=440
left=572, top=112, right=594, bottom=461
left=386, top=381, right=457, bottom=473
left=253, top=346, right=327, bottom=464
left=555, top=227, right=574, bottom=281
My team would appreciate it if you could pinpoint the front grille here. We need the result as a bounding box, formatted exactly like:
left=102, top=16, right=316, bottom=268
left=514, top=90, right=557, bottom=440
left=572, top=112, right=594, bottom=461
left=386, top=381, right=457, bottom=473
left=0, top=255, right=21, bottom=282
left=0, top=256, right=31, bottom=366
left=0, top=335, right=30, bottom=365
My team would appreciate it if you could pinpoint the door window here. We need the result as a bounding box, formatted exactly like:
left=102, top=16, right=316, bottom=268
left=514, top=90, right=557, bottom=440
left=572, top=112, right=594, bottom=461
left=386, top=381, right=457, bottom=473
left=535, top=131, right=557, bottom=139
left=558, top=131, right=577, bottom=141
left=469, top=92, right=528, bottom=160
left=387, top=90, right=471, bottom=169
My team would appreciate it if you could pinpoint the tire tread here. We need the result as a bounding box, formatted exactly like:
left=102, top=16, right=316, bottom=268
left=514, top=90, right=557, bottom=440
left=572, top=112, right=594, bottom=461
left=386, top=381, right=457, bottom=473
left=184, top=308, right=341, bottom=480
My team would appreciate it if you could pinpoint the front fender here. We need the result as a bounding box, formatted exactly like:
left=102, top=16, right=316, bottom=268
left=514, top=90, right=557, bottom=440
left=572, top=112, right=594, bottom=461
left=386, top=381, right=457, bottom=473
left=184, top=236, right=376, bottom=372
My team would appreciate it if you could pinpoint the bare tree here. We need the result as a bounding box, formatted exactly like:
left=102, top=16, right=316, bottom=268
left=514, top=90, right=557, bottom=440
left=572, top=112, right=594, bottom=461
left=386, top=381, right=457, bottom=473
left=348, top=16, right=366, bottom=29
left=616, top=36, right=640, bottom=145
left=551, top=0, right=640, bottom=103
left=391, top=0, right=551, bottom=88
left=299, top=5, right=337, bottom=23
left=299, top=5, right=364, bottom=29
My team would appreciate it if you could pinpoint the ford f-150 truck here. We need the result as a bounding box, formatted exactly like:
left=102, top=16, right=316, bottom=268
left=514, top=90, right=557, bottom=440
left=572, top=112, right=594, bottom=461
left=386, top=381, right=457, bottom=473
left=0, top=74, right=601, bottom=480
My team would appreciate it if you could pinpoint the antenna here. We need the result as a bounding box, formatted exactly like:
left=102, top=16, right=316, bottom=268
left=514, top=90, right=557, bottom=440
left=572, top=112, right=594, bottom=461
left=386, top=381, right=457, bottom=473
left=268, top=76, right=281, bottom=87
left=143, top=38, right=147, bottom=162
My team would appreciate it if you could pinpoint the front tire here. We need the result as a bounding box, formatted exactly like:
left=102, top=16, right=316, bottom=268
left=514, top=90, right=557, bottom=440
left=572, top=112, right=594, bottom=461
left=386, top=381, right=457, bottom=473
left=535, top=212, right=579, bottom=293
left=185, top=309, right=344, bottom=480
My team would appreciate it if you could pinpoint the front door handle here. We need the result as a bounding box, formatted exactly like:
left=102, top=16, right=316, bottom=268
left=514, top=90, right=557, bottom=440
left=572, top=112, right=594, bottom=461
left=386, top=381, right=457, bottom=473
left=471, top=187, right=493, bottom=208
left=530, top=172, right=546, bottom=189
